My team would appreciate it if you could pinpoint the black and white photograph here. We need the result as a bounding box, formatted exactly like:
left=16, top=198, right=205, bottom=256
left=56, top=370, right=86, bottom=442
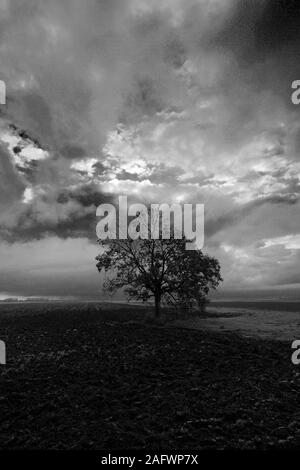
left=1, top=0, right=300, bottom=460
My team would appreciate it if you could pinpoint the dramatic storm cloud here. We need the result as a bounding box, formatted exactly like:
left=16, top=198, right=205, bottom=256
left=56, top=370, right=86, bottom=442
left=0, top=0, right=299, bottom=298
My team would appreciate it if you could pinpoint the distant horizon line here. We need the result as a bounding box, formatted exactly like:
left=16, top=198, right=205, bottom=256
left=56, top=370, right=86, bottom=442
left=1, top=297, right=300, bottom=304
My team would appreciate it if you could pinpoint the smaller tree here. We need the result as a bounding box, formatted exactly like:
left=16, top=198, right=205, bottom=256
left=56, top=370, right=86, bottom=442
left=96, top=237, right=222, bottom=317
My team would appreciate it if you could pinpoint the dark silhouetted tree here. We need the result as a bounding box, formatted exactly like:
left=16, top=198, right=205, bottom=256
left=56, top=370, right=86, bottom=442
left=96, top=237, right=222, bottom=318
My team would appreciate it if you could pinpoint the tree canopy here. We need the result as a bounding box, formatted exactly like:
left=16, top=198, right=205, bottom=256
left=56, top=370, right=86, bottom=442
left=96, top=237, right=222, bottom=317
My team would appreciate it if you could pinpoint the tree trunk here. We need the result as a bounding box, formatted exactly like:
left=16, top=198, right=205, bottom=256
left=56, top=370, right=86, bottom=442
left=154, top=294, right=161, bottom=318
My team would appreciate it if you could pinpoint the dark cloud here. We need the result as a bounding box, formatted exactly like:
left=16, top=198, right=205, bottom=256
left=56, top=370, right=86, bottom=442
left=60, top=144, right=87, bottom=160
left=0, top=184, right=115, bottom=243
left=0, top=143, right=25, bottom=205
left=206, top=194, right=299, bottom=238
left=207, top=0, right=300, bottom=60
left=254, top=0, right=300, bottom=54
left=122, top=77, right=166, bottom=123
left=7, top=93, right=54, bottom=149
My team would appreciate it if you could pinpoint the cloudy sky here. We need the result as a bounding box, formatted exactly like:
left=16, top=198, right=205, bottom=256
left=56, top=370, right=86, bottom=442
left=0, top=0, right=300, bottom=300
